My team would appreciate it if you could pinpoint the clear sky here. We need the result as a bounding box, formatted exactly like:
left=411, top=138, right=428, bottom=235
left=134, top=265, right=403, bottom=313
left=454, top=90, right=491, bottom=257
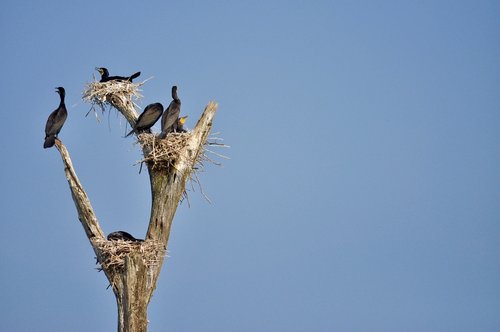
left=1, top=0, right=499, bottom=331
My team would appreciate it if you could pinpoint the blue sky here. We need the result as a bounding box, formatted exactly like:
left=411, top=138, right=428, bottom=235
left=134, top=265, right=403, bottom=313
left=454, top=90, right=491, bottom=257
left=1, top=0, right=499, bottom=331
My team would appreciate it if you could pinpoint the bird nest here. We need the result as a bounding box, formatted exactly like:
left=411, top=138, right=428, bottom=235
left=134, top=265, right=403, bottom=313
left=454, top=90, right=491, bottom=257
left=94, top=238, right=166, bottom=273
left=137, top=132, right=193, bottom=171
left=82, top=80, right=144, bottom=119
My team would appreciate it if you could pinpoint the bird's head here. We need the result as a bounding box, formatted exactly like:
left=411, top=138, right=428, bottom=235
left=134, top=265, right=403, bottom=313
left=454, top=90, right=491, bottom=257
left=178, top=116, right=188, bottom=125
left=95, top=67, right=109, bottom=77
left=55, top=87, right=65, bottom=96
left=171, top=85, right=179, bottom=100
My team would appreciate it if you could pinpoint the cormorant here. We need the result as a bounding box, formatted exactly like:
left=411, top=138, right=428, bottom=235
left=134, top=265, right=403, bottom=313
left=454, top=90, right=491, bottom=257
left=160, top=86, right=181, bottom=138
left=107, top=231, right=144, bottom=242
left=95, top=67, right=141, bottom=83
left=125, top=103, right=164, bottom=137
left=175, top=116, right=188, bottom=133
left=44, top=87, right=68, bottom=148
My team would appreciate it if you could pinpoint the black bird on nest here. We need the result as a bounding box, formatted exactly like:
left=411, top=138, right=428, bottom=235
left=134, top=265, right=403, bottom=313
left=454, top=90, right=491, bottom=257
left=125, top=103, right=164, bottom=137
left=44, top=87, right=68, bottom=148
left=107, top=231, right=144, bottom=242
left=95, top=67, right=141, bottom=83
left=160, top=86, right=181, bottom=138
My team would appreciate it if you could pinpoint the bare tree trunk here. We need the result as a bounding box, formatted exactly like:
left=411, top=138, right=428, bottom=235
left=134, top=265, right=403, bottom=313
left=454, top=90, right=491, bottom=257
left=54, top=86, right=217, bottom=331
left=115, top=252, right=150, bottom=332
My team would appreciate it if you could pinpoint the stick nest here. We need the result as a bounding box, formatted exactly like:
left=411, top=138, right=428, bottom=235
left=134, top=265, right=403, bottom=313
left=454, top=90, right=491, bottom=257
left=82, top=80, right=143, bottom=119
left=95, top=239, right=166, bottom=273
left=137, top=132, right=193, bottom=171
left=138, top=131, right=229, bottom=204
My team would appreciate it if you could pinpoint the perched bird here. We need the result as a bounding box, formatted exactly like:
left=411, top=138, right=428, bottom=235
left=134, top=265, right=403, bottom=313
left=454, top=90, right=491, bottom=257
left=95, top=67, right=141, bottom=83
left=44, top=87, right=68, bottom=148
left=175, top=116, right=188, bottom=133
left=107, top=231, right=143, bottom=242
left=160, top=86, right=181, bottom=138
left=125, top=103, right=163, bottom=137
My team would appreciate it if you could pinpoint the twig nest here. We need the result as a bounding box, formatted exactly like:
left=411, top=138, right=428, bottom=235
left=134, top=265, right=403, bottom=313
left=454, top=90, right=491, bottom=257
left=137, top=132, right=192, bottom=170
left=82, top=80, right=143, bottom=119
left=95, top=239, right=166, bottom=273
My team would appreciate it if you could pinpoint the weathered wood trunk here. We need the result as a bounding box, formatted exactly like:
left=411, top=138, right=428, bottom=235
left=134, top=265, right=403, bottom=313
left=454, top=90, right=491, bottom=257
left=115, top=252, right=150, bottom=332
left=54, top=86, right=217, bottom=331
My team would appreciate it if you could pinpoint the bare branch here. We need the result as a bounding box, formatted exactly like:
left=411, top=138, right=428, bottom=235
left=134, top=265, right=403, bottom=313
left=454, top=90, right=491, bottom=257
left=54, top=140, right=105, bottom=241
left=53, top=140, right=123, bottom=298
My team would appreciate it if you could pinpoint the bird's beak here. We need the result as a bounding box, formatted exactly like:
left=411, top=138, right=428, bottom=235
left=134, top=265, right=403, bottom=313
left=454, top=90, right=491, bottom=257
left=55, top=88, right=59, bottom=93
left=95, top=67, right=100, bottom=72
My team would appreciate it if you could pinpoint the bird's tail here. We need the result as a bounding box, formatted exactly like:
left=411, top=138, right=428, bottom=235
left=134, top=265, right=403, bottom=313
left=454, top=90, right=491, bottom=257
left=129, top=72, right=141, bottom=81
left=44, top=135, right=56, bottom=148
left=125, top=128, right=135, bottom=137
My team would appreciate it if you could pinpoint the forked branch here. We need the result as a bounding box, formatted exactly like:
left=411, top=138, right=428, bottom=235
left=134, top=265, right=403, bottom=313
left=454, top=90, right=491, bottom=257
left=75, top=80, right=219, bottom=331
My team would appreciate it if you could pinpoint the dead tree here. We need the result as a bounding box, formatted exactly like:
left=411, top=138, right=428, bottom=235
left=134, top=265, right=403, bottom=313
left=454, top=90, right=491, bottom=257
left=52, top=80, right=218, bottom=331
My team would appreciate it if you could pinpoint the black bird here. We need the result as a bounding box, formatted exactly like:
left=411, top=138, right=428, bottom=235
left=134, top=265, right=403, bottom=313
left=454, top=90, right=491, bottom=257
left=125, top=103, right=163, bottom=137
left=160, top=86, right=181, bottom=138
left=107, top=231, right=143, bottom=242
left=44, top=87, right=68, bottom=148
left=95, top=67, right=141, bottom=83
left=175, top=116, right=188, bottom=133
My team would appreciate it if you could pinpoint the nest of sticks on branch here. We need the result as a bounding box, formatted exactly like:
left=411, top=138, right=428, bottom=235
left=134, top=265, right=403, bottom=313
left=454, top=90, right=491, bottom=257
left=82, top=79, right=145, bottom=120
left=137, top=132, right=193, bottom=171
left=94, top=239, right=166, bottom=273
left=136, top=132, right=229, bottom=203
